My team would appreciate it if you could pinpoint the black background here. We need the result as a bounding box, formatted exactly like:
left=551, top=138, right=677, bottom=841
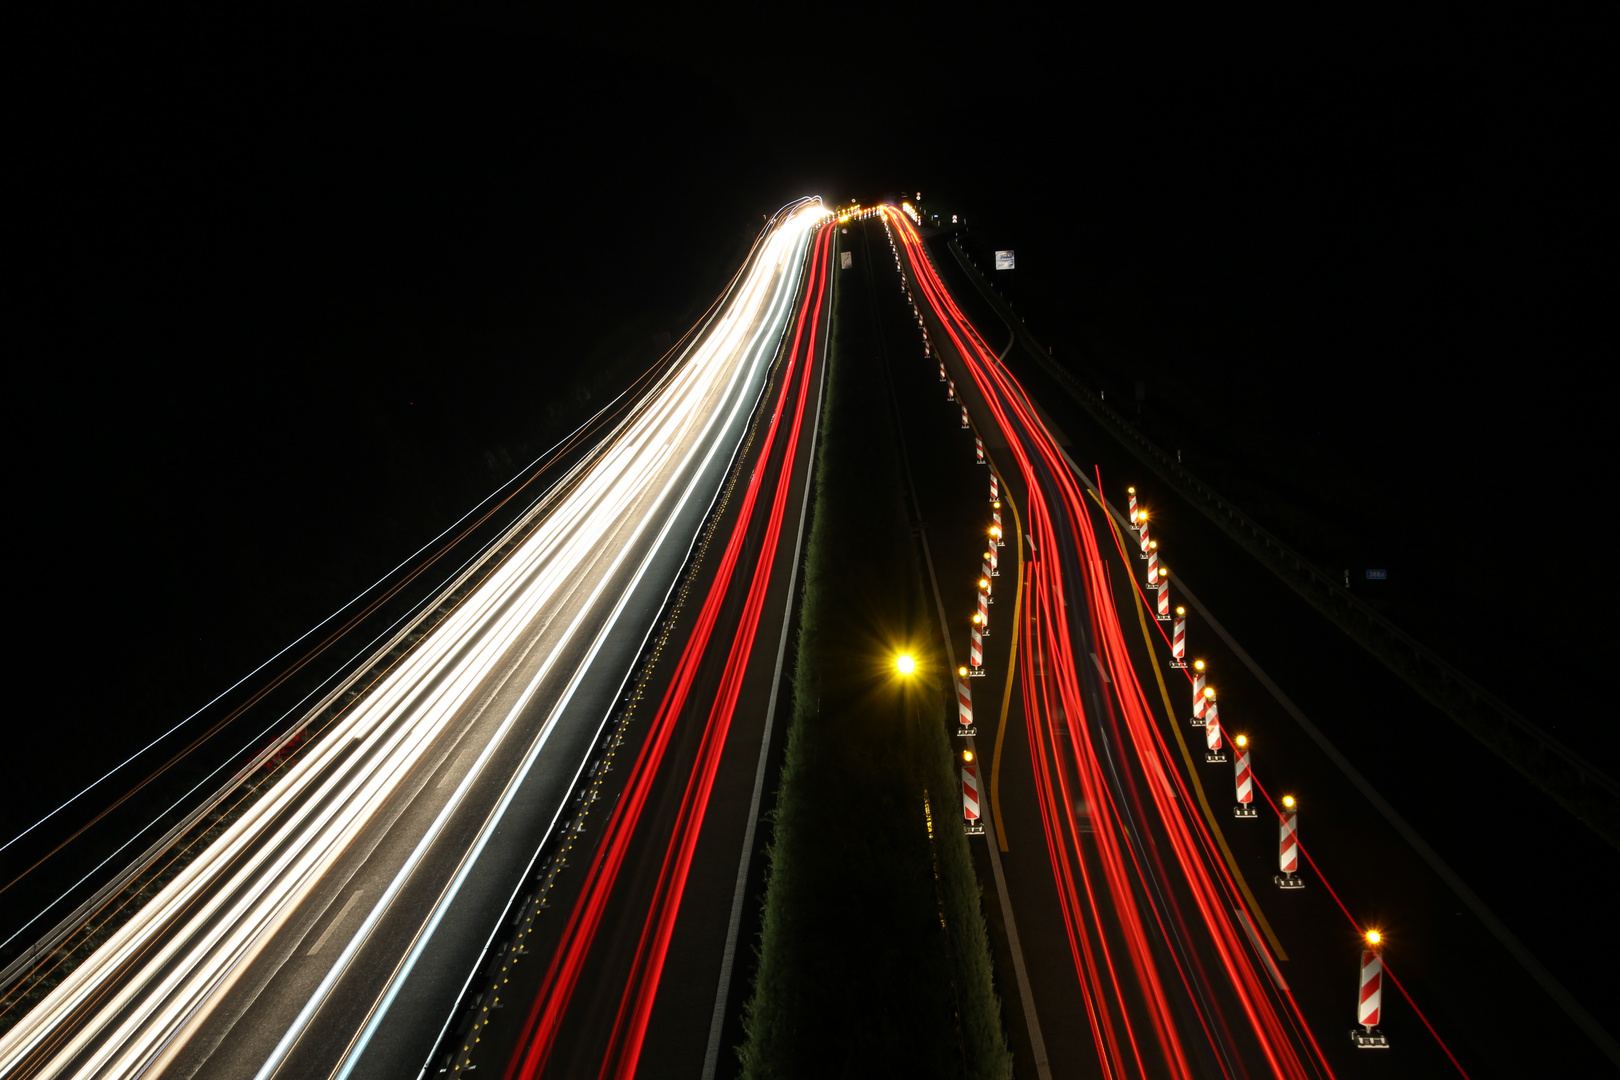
left=5, top=14, right=1609, bottom=910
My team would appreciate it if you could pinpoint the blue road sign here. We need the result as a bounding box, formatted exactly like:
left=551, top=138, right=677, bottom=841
left=1365, top=569, right=1387, bottom=580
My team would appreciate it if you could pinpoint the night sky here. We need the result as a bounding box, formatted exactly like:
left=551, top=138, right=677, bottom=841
left=7, top=17, right=1607, bottom=875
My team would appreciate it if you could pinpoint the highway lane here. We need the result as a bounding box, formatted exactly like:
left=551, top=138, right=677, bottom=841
left=886, top=207, right=1617, bottom=1078
left=0, top=198, right=831, bottom=1080
left=476, top=216, right=836, bottom=1080
left=888, top=207, right=1338, bottom=1079
left=927, top=227, right=1620, bottom=1078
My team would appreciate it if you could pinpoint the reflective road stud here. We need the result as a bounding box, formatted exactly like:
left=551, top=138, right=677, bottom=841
left=1204, top=691, right=1226, bottom=762
left=1233, top=735, right=1257, bottom=818
left=975, top=435, right=986, bottom=463
left=1353, top=936, right=1390, bottom=1048
left=1191, top=660, right=1207, bottom=726
left=963, top=756, right=985, bottom=835
left=1276, top=797, right=1304, bottom=889
left=1156, top=574, right=1171, bottom=621
left=1171, top=608, right=1187, bottom=668
left=969, top=625, right=985, bottom=675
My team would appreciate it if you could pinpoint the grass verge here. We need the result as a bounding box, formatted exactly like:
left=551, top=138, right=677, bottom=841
left=736, top=225, right=1011, bottom=1079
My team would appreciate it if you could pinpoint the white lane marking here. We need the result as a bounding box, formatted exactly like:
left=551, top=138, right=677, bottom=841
left=306, top=892, right=365, bottom=957
left=1089, top=652, right=1112, bottom=683
left=435, top=748, right=474, bottom=791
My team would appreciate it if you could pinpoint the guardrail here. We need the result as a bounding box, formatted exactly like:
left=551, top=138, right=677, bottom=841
left=943, top=237, right=1620, bottom=848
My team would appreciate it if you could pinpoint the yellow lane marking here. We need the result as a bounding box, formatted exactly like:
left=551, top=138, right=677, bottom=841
left=1090, top=490, right=1288, bottom=961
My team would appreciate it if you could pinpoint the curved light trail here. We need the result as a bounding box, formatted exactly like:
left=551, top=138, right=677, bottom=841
left=0, top=198, right=831, bottom=1080
left=884, top=207, right=1336, bottom=1079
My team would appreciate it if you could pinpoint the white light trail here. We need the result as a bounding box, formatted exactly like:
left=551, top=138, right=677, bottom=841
left=0, top=199, right=830, bottom=1080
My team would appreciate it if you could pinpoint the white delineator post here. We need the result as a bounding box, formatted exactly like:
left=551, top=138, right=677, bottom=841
left=1204, top=691, right=1226, bottom=763
left=1353, top=944, right=1390, bottom=1048
left=963, top=759, right=985, bottom=835
left=1171, top=607, right=1187, bottom=668
left=975, top=435, right=986, bottom=463
left=1233, top=735, right=1257, bottom=818
left=1276, top=799, right=1304, bottom=889
left=1191, top=660, right=1207, bottom=726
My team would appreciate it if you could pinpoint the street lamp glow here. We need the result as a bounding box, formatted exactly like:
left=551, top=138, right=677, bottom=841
left=896, top=654, right=916, bottom=675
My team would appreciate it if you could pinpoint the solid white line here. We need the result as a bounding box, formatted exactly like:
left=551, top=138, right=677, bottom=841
left=435, top=749, right=474, bottom=791
left=306, top=892, right=365, bottom=957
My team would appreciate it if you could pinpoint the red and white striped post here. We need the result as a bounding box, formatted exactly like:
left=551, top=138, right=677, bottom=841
left=948, top=379, right=957, bottom=401
left=963, top=754, right=985, bottom=835
left=1233, top=735, right=1257, bottom=817
left=976, top=590, right=990, bottom=635
left=957, top=669, right=978, bottom=732
left=924, top=339, right=931, bottom=357
left=985, top=546, right=999, bottom=577
left=1138, top=514, right=1151, bottom=559
left=980, top=568, right=993, bottom=604
left=969, top=625, right=985, bottom=675
left=1276, top=796, right=1304, bottom=889
left=1171, top=607, right=1187, bottom=668
left=975, top=435, right=986, bottom=463
left=1156, top=573, right=1171, bottom=621
left=1146, top=541, right=1160, bottom=587
left=989, top=474, right=999, bottom=503
left=1127, top=487, right=1139, bottom=527
left=1191, top=660, right=1207, bottom=726
left=961, top=404, right=971, bottom=429
left=1204, top=690, right=1226, bottom=762
left=939, top=360, right=947, bottom=383
left=1353, top=935, right=1390, bottom=1047
left=991, top=506, right=1004, bottom=546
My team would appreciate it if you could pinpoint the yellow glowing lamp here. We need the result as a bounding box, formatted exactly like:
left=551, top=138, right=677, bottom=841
left=1235, top=734, right=1247, bottom=748
left=958, top=666, right=968, bottom=677
left=1193, top=659, right=1206, bottom=673
left=1366, top=930, right=1382, bottom=946
left=990, top=526, right=1002, bottom=538
left=1138, top=509, right=1148, bottom=522
left=1203, top=687, right=1216, bottom=700
left=979, top=579, right=990, bottom=590
left=1128, top=486, right=1136, bottom=494
left=1176, top=606, right=1186, bottom=616
left=896, top=654, right=916, bottom=675
left=963, top=750, right=974, bottom=762
left=1282, top=795, right=1296, bottom=809
left=993, top=500, right=1002, bottom=509
left=972, top=613, right=983, bottom=625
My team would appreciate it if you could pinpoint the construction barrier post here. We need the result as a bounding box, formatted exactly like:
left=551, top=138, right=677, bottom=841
left=1275, top=798, right=1305, bottom=889
left=986, top=547, right=999, bottom=578
left=1191, top=659, right=1207, bottom=726
left=969, top=625, right=986, bottom=676
left=976, top=590, right=990, bottom=636
left=961, top=404, right=971, bottom=429
left=1353, top=942, right=1390, bottom=1048
left=1138, top=515, right=1151, bottom=559
left=990, top=475, right=999, bottom=503
left=1204, top=692, right=1226, bottom=762
left=948, top=379, right=956, bottom=401
left=1171, top=607, right=1187, bottom=668
left=980, top=567, right=993, bottom=604
left=975, top=435, right=986, bottom=463
left=1127, top=486, right=1138, bottom=527
left=957, top=670, right=978, bottom=733
left=963, top=757, right=985, bottom=835
left=1147, top=542, right=1160, bottom=587
left=939, top=360, right=947, bottom=383
left=1156, top=576, right=1172, bottom=621
left=1233, top=735, right=1257, bottom=818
